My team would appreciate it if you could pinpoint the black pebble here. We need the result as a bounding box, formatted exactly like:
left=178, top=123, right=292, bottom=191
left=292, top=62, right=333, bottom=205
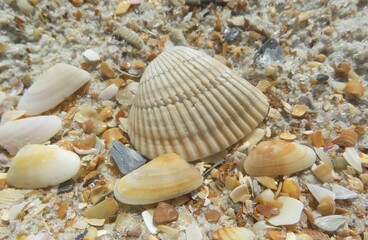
left=316, top=73, right=329, bottom=82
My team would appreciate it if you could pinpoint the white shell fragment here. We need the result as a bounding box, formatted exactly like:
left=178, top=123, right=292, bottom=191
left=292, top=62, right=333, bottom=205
left=6, top=144, right=81, bottom=189
left=0, top=116, right=62, bottom=155
left=343, top=147, right=363, bottom=172
left=82, top=49, right=100, bottom=62
left=109, top=140, right=146, bottom=175
left=267, top=196, right=304, bottom=226
left=99, top=84, right=119, bottom=100
left=186, top=221, right=202, bottom=240
left=306, top=183, right=335, bottom=202
left=314, top=215, right=347, bottom=232
left=142, top=210, right=158, bottom=234
left=331, top=184, right=358, bottom=199
left=17, top=63, right=90, bottom=115
left=128, top=46, right=269, bottom=161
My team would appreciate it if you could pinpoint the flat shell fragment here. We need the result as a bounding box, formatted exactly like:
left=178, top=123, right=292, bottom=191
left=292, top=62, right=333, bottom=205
left=109, top=141, right=146, bottom=175
left=306, top=184, right=335, bottom=202
left=213, top=227, right=255, bottom=240
left=83, top=198, right=118, bottom=220
left=343, top=147, right=363, bottom=172
left=331, top=184, right=358, bottom=199
left=314, top=215, right=347, bottom=232
left=128, top=46, right=269, bottom=161
left=291, top=105, right=308, bottom=117
left=244, top=140, right=316, bottom=177
left=6, top=144, right=81, bottom=189
left=17, top=63, right=90, bottom=115
left=114, top=153, right=202, bottom=205
left=267, top=196, right=304, bottom=226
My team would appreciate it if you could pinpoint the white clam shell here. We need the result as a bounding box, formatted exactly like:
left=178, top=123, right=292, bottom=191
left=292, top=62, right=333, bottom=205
left=128, top=46, right=269, bottom=161
left=6, top=144, right=81, bottom=189
left=343, top=147, right=363, bottom=172
left=17, top=63, right=90, bottom=115
left=0, top=116, right=62, bottom=155
left=267, top=196, right=304, bottom=226
left=314, top=215, right=347, bottom=232
left=306, top=183, right=335, bottom=202
left=331, top=184, right=358, bottom=199
left=0, top=110, right=26, bottom=124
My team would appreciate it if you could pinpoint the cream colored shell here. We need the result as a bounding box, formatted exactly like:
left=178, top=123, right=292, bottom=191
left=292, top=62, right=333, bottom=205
left=128, top=46, right=269, bottom=161
left=6, top=144, right=81, bottom=189
left=243, top=140, right=316, bottom=177
left=114, top=153, right=203, bottom=205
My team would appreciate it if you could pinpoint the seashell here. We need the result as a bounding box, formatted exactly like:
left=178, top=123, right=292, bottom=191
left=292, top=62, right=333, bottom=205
left=306, top=183, right=335, bottom=202
left=317, top=195, right=335, bottom=216
left=0, top=110, right=26, bottom=124
left=0, top=116, right=62, bottom=155
left=291, top=105, right=308, bottom=117
left=267, top=196, right=304, bottom=226
left=17, top=63, right=90, bottom=116
left=109, top=140, right=146, bottom=175
left=180, top=11, right=202, bottom=32
left=128, top=46, right=269, bottom=161
left=83, top=198, right=118, bottom=220
left=343, top=147, right=362, bottom=172
left=142, top=210, right=158, bottom=234
left=279, top=132, right=297, bottom=141
left=101, top=128, right=125, bottom=148
left=281, top=178, right=301, bottom=199
left=99, top=84, right=119, bottom=100
left=115, top=26, right=146, bottom=50
left=6, top=144, right=81, bottom=189
left=313, top=147, right=333, bottom=170
left=0, top=188, right=25, bottom=209
left=343, top=79, right=365, bottom=97
left=255, top=176, right=277, bottom=190
left=213, top=227, right=255, bottom=240
left=114, top=153, right=203, bottom=205
left=331, top=184, right=358, bottom=199
left=314, top=215, right=347, bottom=232
left=311, top=130, right=324, bottom=148
left=332, top=129, right=358, bottom=147
left=243, top=140, right=316, bottom=177
left=230, top=184, right=252, bottom=203
left=169, top=29, right=189, bottom=47
left=312, top=163, right=333, bottom=183
left=74, top=105, right=98, bottom=123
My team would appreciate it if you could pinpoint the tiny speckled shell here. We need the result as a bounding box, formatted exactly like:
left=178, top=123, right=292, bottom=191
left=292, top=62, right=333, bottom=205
left=128, top=46, right=269, bottom=161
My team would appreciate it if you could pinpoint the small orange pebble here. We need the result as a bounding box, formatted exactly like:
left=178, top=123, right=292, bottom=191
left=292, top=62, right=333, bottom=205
left=315, top=54, right=327, bottom=62
left=323, top=26, right=334, bottom=35
left=120, top=61, right=130, bottom=70
left=115, top=109, right=126, bottom=122
left=100, top=61, right=116, bottom=78
left=344, top=79, right=365, bottom=97
left=147, top=52, right=158, bottom=61
left=134, top=60, right=146, bottom=69
left=204, top=210, right=221, bottom=222
left=312, top=130, right=325, bottom=147
left=74, top=10, right=82, bottom=20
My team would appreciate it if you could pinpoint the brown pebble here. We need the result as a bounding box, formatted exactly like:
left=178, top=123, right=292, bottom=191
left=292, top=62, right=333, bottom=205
left=315, top=54, right=327, bottom=62
left=153, top=202, right=178, bottom=225
left=120, top=61, right=130, bottom=70
left=204, top=210, right=221, bottom=222
left=323, top=26, right=334, bottom=35
left=256, top=204, right=280, bottom=218
left=100, top=61, right=116, bottom=78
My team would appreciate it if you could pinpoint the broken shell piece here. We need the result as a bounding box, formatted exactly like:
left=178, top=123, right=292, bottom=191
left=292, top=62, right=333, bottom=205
left=0, top=188, right=25, bottom=209
left=213, top=227, right=255, bottom=240
left=83, top=198, right=118, bottom=220
left=314, top=215, right=347, bottom=232
left=128, top=46, right=269, bottom=162
left=331, top=184, right=358, bottom=199
left=114, top=153, right=203, bottom=205
left=244, top=140, right=316, bottom=177
left=6, top=144, right=81, bottom=189
left=255, top=177, right=277, bottom=190
left=267, top=196, right=304, bottom=226
left=306, top=184, right=335, bottom=202
left=0, top=110, right=26, bottom=124
left=332, top=129, right=358, bottom=147
left=279, top=132, right=297, bottom=141
left=291, top=105, right=308, bottom=117
left=17, top=63, right=90, bottom=115
left=100, top=84, right=119, bottom=100
left=109, top=141, right=146, bottom=175
left=313, top=147, right=333, bottom=170
left=312, top=163, right=333, bottom=183
left=281, top=178, right=301, bottom=199
left=101, top=128, right=124, bottom=148
left=343, top=147, right=362, bottom=172
left=343, top=79, right=365, bottom=97
left=230, top=184, right=252, bottom=203
left=317, top=195, right=335, bottom=216
left=0, top=116, right=62, bottom=155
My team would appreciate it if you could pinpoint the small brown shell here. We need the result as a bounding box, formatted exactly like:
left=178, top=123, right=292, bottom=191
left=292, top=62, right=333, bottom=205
left=332, top=129, right=358, bottom=147
left=317, top=195, right=335, bottom=216
left=312, top=163, right=333, bottom=183
left=243, top=140, right=316, bottom=177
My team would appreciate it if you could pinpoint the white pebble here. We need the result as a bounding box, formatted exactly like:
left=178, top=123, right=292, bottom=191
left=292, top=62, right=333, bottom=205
left=82, top=49, right=100, bottom=62
left=100, top=84, right=119, bottom=100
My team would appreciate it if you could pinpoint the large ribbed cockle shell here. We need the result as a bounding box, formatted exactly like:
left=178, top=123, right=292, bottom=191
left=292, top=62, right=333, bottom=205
left=128, top=46, right=269, bottom=161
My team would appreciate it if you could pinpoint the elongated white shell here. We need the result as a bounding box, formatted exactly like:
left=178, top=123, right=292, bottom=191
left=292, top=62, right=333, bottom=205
left=343, top=147, right=362, bottom=172
left=17, top=63, right=90, bottom=116
left=0, top=116, right=62, bottom=155
left=314, top=215, right=347, bottom=232
left=6, top=144, right=81, bottom=189
left=128, top=46, right=269, bottom=161
left=114, top=153, right=203, bottom=205
left=306, top=183, right=335, bottom=202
